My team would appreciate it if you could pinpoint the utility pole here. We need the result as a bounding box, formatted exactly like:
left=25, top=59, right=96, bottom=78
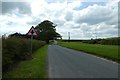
left=96, top=35, right=97, bottom=39
left=68, top=32, right=70, bottom=42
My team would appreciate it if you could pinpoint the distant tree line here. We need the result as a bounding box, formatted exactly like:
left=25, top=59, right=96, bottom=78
left=82, top=37, right=120, bottom=45
left=62, top=37, right=120, bottom=45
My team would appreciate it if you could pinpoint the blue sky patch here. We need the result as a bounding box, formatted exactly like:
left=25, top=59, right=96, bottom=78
left=74, top=2, right=106, bottom=10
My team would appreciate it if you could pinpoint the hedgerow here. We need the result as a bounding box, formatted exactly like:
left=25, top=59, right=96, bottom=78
left=2, top=37, right=46, bottom=72
left=81, top=37, right=120, bottom=45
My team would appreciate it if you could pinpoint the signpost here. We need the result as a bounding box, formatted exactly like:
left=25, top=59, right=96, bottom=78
left=26, top=26, right=37, bottom=56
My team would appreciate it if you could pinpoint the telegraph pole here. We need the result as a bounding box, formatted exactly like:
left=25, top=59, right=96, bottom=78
left=68, top=32, right=70, bottom=42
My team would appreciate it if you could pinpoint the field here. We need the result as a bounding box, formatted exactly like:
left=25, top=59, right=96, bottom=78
left=59, top=42, right=119, bottom=62
left=3, top=45, right=48, bottom=78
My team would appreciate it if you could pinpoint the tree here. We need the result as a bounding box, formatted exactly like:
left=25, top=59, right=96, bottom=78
left=35, top=20, right=61, bottom=43
left=9, top=32, right=25, bottom=38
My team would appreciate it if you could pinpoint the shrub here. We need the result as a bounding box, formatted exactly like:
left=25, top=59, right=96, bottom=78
left=2, top=37, right=46, bottom=72
left=82, top=37, right=120, bottom=45
left=101, top=38, right=119, bottom=45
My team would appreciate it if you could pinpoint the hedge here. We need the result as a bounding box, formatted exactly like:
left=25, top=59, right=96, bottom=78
left=2, top=37, right=46, bottom=72
left=81, top=37, right=120, bottom=45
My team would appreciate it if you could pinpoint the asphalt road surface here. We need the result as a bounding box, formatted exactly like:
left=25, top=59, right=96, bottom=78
left=48, top=45, right=118, bottom=78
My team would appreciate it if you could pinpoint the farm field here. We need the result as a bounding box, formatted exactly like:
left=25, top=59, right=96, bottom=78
left=59, top=42, right=119, bottom=62
left=3, top=45, right=48, bottom=78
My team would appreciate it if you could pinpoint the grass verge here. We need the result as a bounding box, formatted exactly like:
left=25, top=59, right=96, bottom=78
left=59, top=42, right=119, bottom=62
left=3, top=45, right=48, bottom=78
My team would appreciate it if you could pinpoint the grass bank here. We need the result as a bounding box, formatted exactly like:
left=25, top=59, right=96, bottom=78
left=3, top=45, right=48, bottom=78
left=59, top=42, right=119, bottom=62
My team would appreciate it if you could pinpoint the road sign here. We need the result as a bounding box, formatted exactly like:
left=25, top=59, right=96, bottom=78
left=26, top=26, right=38, bottom=58
left=27, top=26, right=37, bottom=36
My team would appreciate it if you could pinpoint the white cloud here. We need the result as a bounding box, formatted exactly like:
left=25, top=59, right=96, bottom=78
left=65, top=11, right=73, bottom=21
left=31, top=0, right=47, bottom=16
left=2, top=2, right=31, bottom=15
left=74, top=2, right=117, bottom=25
left=0, top=0, right=118, bottom=39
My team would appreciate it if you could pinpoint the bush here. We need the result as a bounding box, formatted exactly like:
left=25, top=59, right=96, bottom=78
left=2, top=37, right=46, bottom=72
left=82, top=37, right=120, bottom=45
left=101, top=38, right=120, bottom=45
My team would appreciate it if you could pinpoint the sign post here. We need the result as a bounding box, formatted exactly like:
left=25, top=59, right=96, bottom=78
left=26, top=26, right=37, bottom=57
left=30, top=34, right=33, bottom=55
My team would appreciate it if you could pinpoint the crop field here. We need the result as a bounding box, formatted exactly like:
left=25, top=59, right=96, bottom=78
left=59, top=42, right=119, bottom=62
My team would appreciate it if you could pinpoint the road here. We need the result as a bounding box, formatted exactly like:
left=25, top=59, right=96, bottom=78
left=48, top=45, right=118, bottom=78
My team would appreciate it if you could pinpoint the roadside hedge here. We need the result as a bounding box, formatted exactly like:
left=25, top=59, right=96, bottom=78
left=2, top=37, right=46, bottom=72
left=82, top=37, right=120, bottom=45
left=100, top=38, right=120, bottom=45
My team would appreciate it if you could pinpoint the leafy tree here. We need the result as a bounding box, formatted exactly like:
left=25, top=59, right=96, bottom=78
left=35, top=20, right=61, bottom=43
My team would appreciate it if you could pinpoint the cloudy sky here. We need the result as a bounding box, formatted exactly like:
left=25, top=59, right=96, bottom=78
left=0, top=0, right=119, bottom=39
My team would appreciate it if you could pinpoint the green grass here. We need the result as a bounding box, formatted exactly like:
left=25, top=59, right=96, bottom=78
left=59, top=42, right=119, bottom=62
left=3, top=45, right=48, bottom=78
